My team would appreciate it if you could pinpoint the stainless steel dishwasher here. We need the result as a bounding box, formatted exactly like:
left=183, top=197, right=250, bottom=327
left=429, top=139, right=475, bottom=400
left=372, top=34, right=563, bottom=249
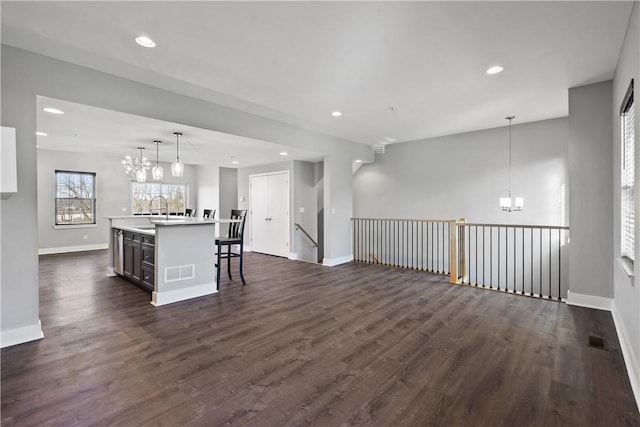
left=113, top=229, right=124, bottom=275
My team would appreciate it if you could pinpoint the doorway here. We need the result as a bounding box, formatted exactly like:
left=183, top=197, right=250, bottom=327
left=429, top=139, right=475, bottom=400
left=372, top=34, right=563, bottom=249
left=250, top=171, right=290, bottom=257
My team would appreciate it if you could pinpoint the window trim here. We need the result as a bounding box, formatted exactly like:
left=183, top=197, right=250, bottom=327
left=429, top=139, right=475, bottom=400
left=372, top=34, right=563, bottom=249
left=620, top=79, right=635, bottom=266
left=54, top=170, right=97, bottom=226
left=130, top=181, right=188, bottom=215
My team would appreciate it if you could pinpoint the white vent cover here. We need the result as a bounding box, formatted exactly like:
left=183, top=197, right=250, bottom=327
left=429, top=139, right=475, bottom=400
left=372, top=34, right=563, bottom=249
left=164, top=264, right=195, bottom=283
left=373, top=144, right=386, bottom=154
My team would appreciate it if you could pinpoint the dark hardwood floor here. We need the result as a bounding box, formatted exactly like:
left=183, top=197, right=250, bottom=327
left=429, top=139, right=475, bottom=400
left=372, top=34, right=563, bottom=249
left=2, top=250, right=638, bottom=426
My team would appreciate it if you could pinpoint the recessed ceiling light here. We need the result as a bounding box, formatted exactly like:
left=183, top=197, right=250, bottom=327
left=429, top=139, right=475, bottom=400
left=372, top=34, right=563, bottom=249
left=354, top=159, right=362, bottom=163
left=486, top=65, right=504, bottom=75
left=331, top=111, right=342, bottom=117
left=280, top=152, right=288, bottom=156
left=36, top=131, right=47, bottom=136
left=231, top=160, right=239, bottom=165
left=42, top=107, right=64, bottom=114
left=134, top=35, right=156, bottom=48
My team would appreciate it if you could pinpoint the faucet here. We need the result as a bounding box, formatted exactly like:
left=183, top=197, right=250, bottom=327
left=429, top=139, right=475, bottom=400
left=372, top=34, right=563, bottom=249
left=149, top=195, right=169, bottom=220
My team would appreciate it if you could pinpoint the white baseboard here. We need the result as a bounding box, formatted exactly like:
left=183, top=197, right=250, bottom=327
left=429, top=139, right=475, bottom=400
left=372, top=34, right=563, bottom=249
left=39, top=243, right=108, bottom=255
left=565, top=291, right=613, bottom=311
left=612, top=303, right=640, bottom=412
left=1, top=320, right=44, bottom=348
left=151, top=282, right=217, bottom=306
left=288, top=252, right=297, bottom=260
left=322, top=254, right=353, bottom=267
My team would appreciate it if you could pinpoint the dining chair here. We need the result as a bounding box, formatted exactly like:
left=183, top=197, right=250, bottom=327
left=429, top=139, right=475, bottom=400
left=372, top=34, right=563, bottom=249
left=203, top=209, right=216, bottom=219
left=185, top=208, right=194, bottom=217
left=215, top=209, right=247, bottom=289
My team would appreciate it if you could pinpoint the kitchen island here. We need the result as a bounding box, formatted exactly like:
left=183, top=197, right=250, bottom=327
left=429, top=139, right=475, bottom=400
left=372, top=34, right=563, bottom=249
left=106, top=215, right=235, bottom=306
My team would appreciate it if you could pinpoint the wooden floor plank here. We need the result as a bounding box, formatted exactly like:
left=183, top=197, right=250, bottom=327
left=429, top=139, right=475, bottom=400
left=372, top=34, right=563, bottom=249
left=1, top=250, right=638, bottom=426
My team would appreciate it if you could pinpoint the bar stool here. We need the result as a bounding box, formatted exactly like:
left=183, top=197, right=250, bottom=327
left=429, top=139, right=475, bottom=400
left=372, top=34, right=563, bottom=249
left=215, top=209, right=247, bottom=289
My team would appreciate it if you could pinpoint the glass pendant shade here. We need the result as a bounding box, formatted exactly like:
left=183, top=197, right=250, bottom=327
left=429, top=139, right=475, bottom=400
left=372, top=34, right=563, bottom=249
left=152, top=165, right=164, bottom=180
left=171, top=161, right=184, bottom=177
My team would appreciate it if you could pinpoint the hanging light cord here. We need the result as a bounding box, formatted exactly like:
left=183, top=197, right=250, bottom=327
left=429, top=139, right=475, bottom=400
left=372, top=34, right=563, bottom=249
left=155, top=140, right=160, bottom=165
left=175, top=133, right=180, bottom=162
left=506, top=116, right=515, bottom=199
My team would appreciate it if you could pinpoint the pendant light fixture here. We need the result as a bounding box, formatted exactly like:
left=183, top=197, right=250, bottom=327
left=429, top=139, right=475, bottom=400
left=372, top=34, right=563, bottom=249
left=171, top=132, right=184, bottom=177
left=152, top=140, right=163, bottom=180
left=499, top=116, right=523, bottom=212
left=122, top=147, right=150, bottom=183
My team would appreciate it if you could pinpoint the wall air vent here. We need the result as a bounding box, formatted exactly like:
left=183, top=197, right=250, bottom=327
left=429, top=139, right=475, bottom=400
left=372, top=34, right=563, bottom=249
left=164, top=264, right=195, bottom=283
left=373, top=144, right=386, bottom=155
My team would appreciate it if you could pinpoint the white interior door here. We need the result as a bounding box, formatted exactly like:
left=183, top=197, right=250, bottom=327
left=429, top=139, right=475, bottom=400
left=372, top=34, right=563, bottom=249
left=267, top=172, right=290, bottom=258
left=250, top=172, right=290, bottom=257
left=250, top=175, right=270, bottom=254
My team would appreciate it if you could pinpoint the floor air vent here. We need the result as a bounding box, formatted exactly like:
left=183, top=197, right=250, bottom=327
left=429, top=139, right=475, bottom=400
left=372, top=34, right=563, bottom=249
left=588, top=335, right=607, bottom=351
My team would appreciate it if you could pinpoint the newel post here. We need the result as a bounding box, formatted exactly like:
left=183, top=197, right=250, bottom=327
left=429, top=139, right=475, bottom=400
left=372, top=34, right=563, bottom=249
left=449, top=218, right=467, bottom=284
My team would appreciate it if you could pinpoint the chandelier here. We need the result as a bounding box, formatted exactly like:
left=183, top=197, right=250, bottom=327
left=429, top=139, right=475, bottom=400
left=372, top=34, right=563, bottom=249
left=499, top=116, right=524, bottom=212
left=122, top=147, right=150, bottom=183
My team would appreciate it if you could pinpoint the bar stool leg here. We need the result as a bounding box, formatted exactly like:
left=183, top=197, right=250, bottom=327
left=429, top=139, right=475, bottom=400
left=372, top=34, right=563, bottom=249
left=239, top=244, right=246, bottom=286
left=227, top=244, right=233, bottom=280
left=216, top=243, right=222, bottom=290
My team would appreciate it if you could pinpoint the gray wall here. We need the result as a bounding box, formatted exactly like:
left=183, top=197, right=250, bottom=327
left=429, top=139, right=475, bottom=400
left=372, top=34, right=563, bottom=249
left=568, top=81, right=613, bottom=300
left=219, top=167, right=238, bottom=218
left=37, top=149, right=198, bottom=251
left=354, top=118, right=569, bottom=225
left=612, top=1, right=640, bottom=402
left=293, top=161, right=318, bottom=263
left=195, top=165, right=219, bottom=219
left=2, top=45, right=370, bottom=344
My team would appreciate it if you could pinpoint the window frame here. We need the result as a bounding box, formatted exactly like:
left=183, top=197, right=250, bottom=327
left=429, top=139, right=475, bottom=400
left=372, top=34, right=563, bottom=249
left=54, top=170, right=97, bottom=226
left=130, top=181, right=188, bottom=215
left=620, top=79, right=635, bottom=267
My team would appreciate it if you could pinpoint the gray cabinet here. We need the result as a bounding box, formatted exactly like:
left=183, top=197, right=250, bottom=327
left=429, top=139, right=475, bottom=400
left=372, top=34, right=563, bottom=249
left=119, top=229, right=155, bottom=292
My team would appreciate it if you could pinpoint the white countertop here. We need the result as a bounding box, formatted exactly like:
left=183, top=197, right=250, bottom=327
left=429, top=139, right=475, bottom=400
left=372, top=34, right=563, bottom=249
left=109, top=216, right=239, bottom=236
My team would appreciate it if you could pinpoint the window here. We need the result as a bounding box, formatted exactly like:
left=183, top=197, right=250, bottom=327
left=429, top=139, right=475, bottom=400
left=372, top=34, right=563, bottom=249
left=55, top=171, right=96, bottom=225
left=131, top=182, right=187, bottom=214
left=621, top=79, right=635, bottom=263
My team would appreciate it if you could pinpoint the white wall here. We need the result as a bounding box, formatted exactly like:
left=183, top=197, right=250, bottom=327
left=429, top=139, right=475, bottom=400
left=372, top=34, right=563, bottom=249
left=568, top=81, right=613, bottom=300
left=37, top=149, right=198, bottom=252
left=612, top=1, right=640, bottom=407
left=354, top=117, right=569, bottom=225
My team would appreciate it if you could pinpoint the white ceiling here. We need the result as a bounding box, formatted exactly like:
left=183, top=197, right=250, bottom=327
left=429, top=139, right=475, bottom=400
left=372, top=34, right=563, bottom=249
left=36, top=96, right=325, bottom=167
left=2, top=1, right=634, bottom=146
